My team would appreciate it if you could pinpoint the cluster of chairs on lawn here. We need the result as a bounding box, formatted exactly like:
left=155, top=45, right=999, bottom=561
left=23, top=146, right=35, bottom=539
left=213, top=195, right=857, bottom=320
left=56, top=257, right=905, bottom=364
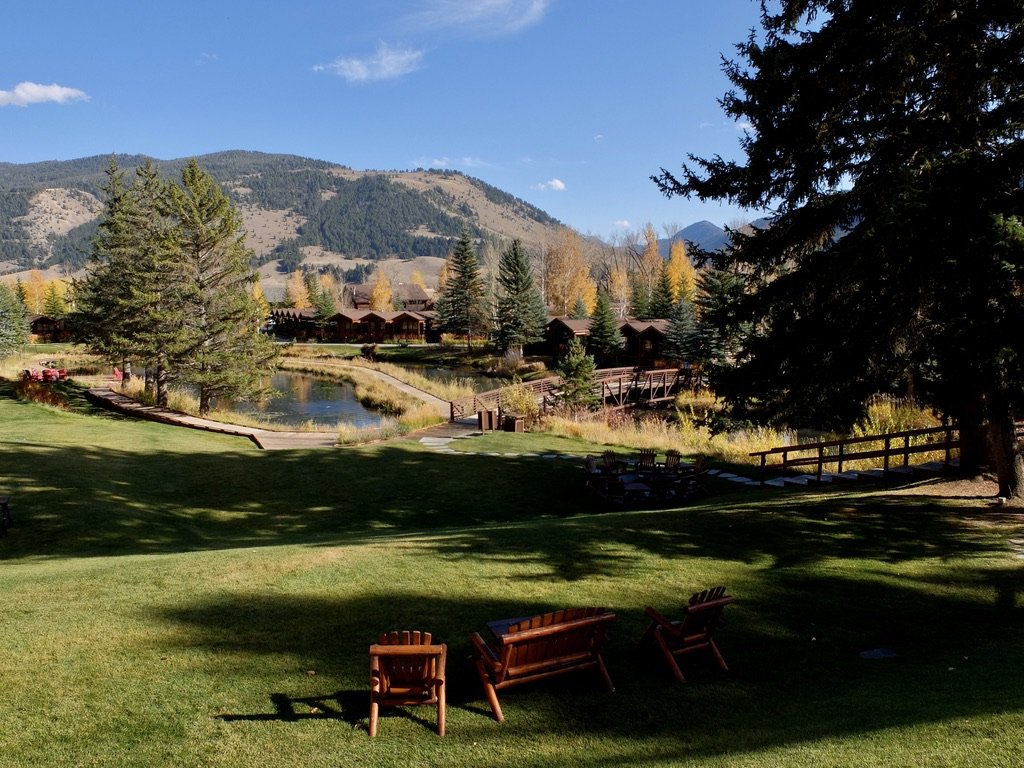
left=22, top=366, right=68, bottom=383
left=584, top=449, right=709, bottom=506
left=369, top=587, right=734, bottom=737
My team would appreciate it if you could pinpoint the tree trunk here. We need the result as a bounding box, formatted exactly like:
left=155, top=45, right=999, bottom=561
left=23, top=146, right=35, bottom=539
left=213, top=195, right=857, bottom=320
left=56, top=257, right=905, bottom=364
left=199, top=387, right=211, bottom=416
left=989, top=410, right=1024, bottom=500
left=156, top=364, right=169, bottom=408
left=957, top=397, right=989, bottom=477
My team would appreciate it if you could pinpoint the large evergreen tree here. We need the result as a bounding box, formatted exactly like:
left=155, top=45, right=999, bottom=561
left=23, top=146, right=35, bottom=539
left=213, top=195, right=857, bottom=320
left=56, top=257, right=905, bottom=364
left=73, top=159, right=187, bottom=401
left=587, top=289, right=622, bottom=365
left=494, top=239, right=547, bottom=355
left=649, top=263, right=675, bottom=319
left=0, top=282, right=28, bottom=358
left=435, top=228, right=489, bottom=351
left=654, top=1, right=1024, bottom=496
left=169, top=160, right=277, bottom=415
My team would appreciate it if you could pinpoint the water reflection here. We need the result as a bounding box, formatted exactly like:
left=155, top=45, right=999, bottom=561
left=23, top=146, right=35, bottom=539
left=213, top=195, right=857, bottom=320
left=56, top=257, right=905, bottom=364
left=223, top=372, right=383, bottom=429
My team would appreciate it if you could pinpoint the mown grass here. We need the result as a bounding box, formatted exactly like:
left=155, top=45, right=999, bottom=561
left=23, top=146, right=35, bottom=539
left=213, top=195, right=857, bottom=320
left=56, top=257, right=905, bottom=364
left=1, top=379, right=1023, bottom=767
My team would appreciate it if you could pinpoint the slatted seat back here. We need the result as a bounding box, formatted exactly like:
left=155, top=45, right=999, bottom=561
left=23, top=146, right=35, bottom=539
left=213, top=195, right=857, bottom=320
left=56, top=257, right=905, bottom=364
left=663, top=450, right=682, bottom=472
left=637, top=449, right=657, bottom=471
left=675, top=597, right=732, bottom=641
left=369, top=630, right=447, bottom=737
left=601, top=451, right=619, bottom=472
left=500, top=608, right=612, bottom=678
left=371, top=631, right=445, bottom=702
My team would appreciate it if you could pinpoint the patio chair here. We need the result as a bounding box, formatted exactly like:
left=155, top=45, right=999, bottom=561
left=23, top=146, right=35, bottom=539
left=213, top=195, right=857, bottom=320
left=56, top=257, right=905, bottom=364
left=369, top=630, right=447, bottom=737
left=637, top=448, right=657, bottom=474
left=641, top=587, right=734, bottom=683
left=662, top=450, right=683, bottom=474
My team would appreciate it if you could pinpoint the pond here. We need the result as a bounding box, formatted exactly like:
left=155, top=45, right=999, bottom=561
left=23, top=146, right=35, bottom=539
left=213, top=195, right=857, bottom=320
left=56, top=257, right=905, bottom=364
left=220, top=372, right=384, bottom=429
left=215, top=364, right=495, bottom=429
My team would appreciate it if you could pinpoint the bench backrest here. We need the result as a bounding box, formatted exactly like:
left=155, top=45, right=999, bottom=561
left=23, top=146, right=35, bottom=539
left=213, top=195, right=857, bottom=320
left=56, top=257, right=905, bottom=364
left=499, top=609, right=614, bottom=677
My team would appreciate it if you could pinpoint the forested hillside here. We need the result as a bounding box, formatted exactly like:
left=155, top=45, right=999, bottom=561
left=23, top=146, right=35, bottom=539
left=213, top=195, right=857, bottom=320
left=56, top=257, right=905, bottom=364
left=0, top=151, right=562, bottom=274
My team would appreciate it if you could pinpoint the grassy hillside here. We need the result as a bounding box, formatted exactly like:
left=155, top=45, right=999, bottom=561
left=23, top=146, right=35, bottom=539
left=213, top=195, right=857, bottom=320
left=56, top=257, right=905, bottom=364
left=0, top=151, right=563, bottom=275
left=1, top=381, right=1022, bottom=766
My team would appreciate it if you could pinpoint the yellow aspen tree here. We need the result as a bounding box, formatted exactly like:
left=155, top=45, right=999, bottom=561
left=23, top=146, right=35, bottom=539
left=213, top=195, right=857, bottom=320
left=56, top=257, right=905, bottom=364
left=319, top=273, right=338, bottom=304
left=25, top=269, right=47, bottom=314
left=638, top=224, right=663, bottom=296
left=607, top=264, right=631, bottom=317
left=545, top=228, right=597, bottom=315
left=285, top=271, right=310, bottom=308
left=251, top=282, right=270, bottom=325
left=408, top=269, right=427, bottom=288
left=369, top=270, right=393, bottom=310
left=666, top=240, right=697, bottom=302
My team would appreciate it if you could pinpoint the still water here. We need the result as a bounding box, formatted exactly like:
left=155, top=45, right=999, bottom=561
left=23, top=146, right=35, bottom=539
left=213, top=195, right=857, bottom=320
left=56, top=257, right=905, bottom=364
left=224, top=372, right=383, bottom=429
left=218, top=366, right=492, bottom=429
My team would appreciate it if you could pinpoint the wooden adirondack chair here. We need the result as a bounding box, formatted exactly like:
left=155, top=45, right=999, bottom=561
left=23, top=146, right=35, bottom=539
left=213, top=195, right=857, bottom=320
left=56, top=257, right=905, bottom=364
left=470, top=608, right=616, bottom=722
left=662, top=449, right=683, bottom=474
left=637, top=448, right=657, bottom=474
left=369, top=630, right=447, bottom=737
left=641, top=587, right=734, bottom=683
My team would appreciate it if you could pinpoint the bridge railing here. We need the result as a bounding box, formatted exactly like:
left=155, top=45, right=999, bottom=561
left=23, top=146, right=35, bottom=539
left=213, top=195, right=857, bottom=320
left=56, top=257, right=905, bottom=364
left=448, top=366, right=691, bottom=422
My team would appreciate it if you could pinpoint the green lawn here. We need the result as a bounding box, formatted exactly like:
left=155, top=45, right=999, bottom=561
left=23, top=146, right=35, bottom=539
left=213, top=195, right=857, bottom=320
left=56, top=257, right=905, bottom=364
left=1, top=382, right=1023, bottom=767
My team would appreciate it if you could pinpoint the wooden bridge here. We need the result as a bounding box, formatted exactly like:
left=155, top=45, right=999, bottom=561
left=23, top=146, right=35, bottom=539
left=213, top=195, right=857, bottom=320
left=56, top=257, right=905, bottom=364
left=448, top=366, right=695, bottom=422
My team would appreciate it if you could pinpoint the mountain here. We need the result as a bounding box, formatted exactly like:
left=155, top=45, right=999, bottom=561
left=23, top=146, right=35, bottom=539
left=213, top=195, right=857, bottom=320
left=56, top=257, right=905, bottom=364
left=659, top=216, right=773, bottom=256
left=0, top=151, right=564, bottom=283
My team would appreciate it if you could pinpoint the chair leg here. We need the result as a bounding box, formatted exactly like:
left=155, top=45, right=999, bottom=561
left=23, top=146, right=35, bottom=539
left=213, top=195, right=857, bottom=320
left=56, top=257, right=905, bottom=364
left=653, top=630, right=687, bottom=683
left=474, top=658, right=504, bottom=722
left=369, top=697, right=379, bottom=738
left=709, top=639, right=729, bottom=672
left=437, top=682, right=446, bottom=737
left=596, top=653, right=616, bottom=692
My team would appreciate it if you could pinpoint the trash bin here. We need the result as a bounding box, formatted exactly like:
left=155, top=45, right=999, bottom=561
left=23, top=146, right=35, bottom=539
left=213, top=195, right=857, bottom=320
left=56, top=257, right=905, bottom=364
left=502, top=415, right=525, bottom=433
left=478, top=409, right=498, bottom=431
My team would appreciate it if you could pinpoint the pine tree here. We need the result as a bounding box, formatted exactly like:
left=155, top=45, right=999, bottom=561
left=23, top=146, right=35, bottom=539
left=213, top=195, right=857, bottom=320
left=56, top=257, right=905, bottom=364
left=663, top=296, right=697, bottom=373
left=434, top=228, right=489, bottom=351
left=42, top=281, right=68, bottom=319
left=169, top=160, right=278, bottom=415
left=629, top=272, right=650, bottom=319
left=587, top=289, right=622, bottom=365
left=649, top=263, right=675, bottom=319
left=494, top=239, right=547, bottom=355
left=0, top=282, right=29, bottom=357
left=556, top=338, right=600, bottom=411
left=653, top=0, right=1024, bottom=495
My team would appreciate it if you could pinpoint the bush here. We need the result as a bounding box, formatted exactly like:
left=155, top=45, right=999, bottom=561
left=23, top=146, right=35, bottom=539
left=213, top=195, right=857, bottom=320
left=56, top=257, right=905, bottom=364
left=498, top=377, right=541, bottom=428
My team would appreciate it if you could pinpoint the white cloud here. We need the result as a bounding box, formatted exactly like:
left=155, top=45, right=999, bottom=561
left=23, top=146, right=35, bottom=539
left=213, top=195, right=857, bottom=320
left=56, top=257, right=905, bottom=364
left=614, top=219, right=631, bottom=229
left=195, top=53, right=219, bottom=66
left=593, top=133, right=605, bottom=143
left=533, top=178, right=566, bottom=192
left=736, top=121, right=754, bottom=132
left=0, top=81, right=88, bottom=107
left=404, top=0, right=549, bottom=36
left=315, top=43, right=424, bottom=83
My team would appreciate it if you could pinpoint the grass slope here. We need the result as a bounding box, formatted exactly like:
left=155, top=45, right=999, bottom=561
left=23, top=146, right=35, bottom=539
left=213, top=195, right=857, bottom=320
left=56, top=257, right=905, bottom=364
left=1, top=384, right=1023, bottom=767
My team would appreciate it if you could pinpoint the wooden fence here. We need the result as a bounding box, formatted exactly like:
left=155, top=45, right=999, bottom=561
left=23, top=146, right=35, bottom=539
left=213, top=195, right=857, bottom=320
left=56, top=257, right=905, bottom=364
left=749, top=425, right=961, bottom=483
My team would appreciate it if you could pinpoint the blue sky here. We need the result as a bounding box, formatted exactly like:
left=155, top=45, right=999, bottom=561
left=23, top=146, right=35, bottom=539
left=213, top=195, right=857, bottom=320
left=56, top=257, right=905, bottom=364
left=2, top=0, right=765, bottom=239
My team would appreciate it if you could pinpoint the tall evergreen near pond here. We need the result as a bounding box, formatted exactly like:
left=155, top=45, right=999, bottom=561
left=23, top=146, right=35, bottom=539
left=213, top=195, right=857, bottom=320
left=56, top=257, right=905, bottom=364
left=494, top=239, right=547, bottom=356
left=435, top=228, right=490, bottom=351
left=74, top=159, right=277, bottom=413
left=168, top=160, right=278, bottom=415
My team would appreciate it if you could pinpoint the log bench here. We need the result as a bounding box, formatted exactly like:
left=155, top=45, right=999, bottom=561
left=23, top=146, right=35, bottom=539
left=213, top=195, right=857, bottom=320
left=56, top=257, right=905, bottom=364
left=470, top=607, right=616, bottom=722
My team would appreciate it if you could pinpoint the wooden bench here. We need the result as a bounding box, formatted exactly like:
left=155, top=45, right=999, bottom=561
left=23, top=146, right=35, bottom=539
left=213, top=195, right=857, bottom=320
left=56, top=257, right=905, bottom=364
left=470, top=607, right=615, bottom=722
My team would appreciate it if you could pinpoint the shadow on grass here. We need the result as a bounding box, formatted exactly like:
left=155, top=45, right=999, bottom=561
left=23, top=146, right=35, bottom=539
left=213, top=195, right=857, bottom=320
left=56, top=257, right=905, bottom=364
left=2, top=428, right=1019, bottom=603
left=161, top=582, right=1024, bottom=761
